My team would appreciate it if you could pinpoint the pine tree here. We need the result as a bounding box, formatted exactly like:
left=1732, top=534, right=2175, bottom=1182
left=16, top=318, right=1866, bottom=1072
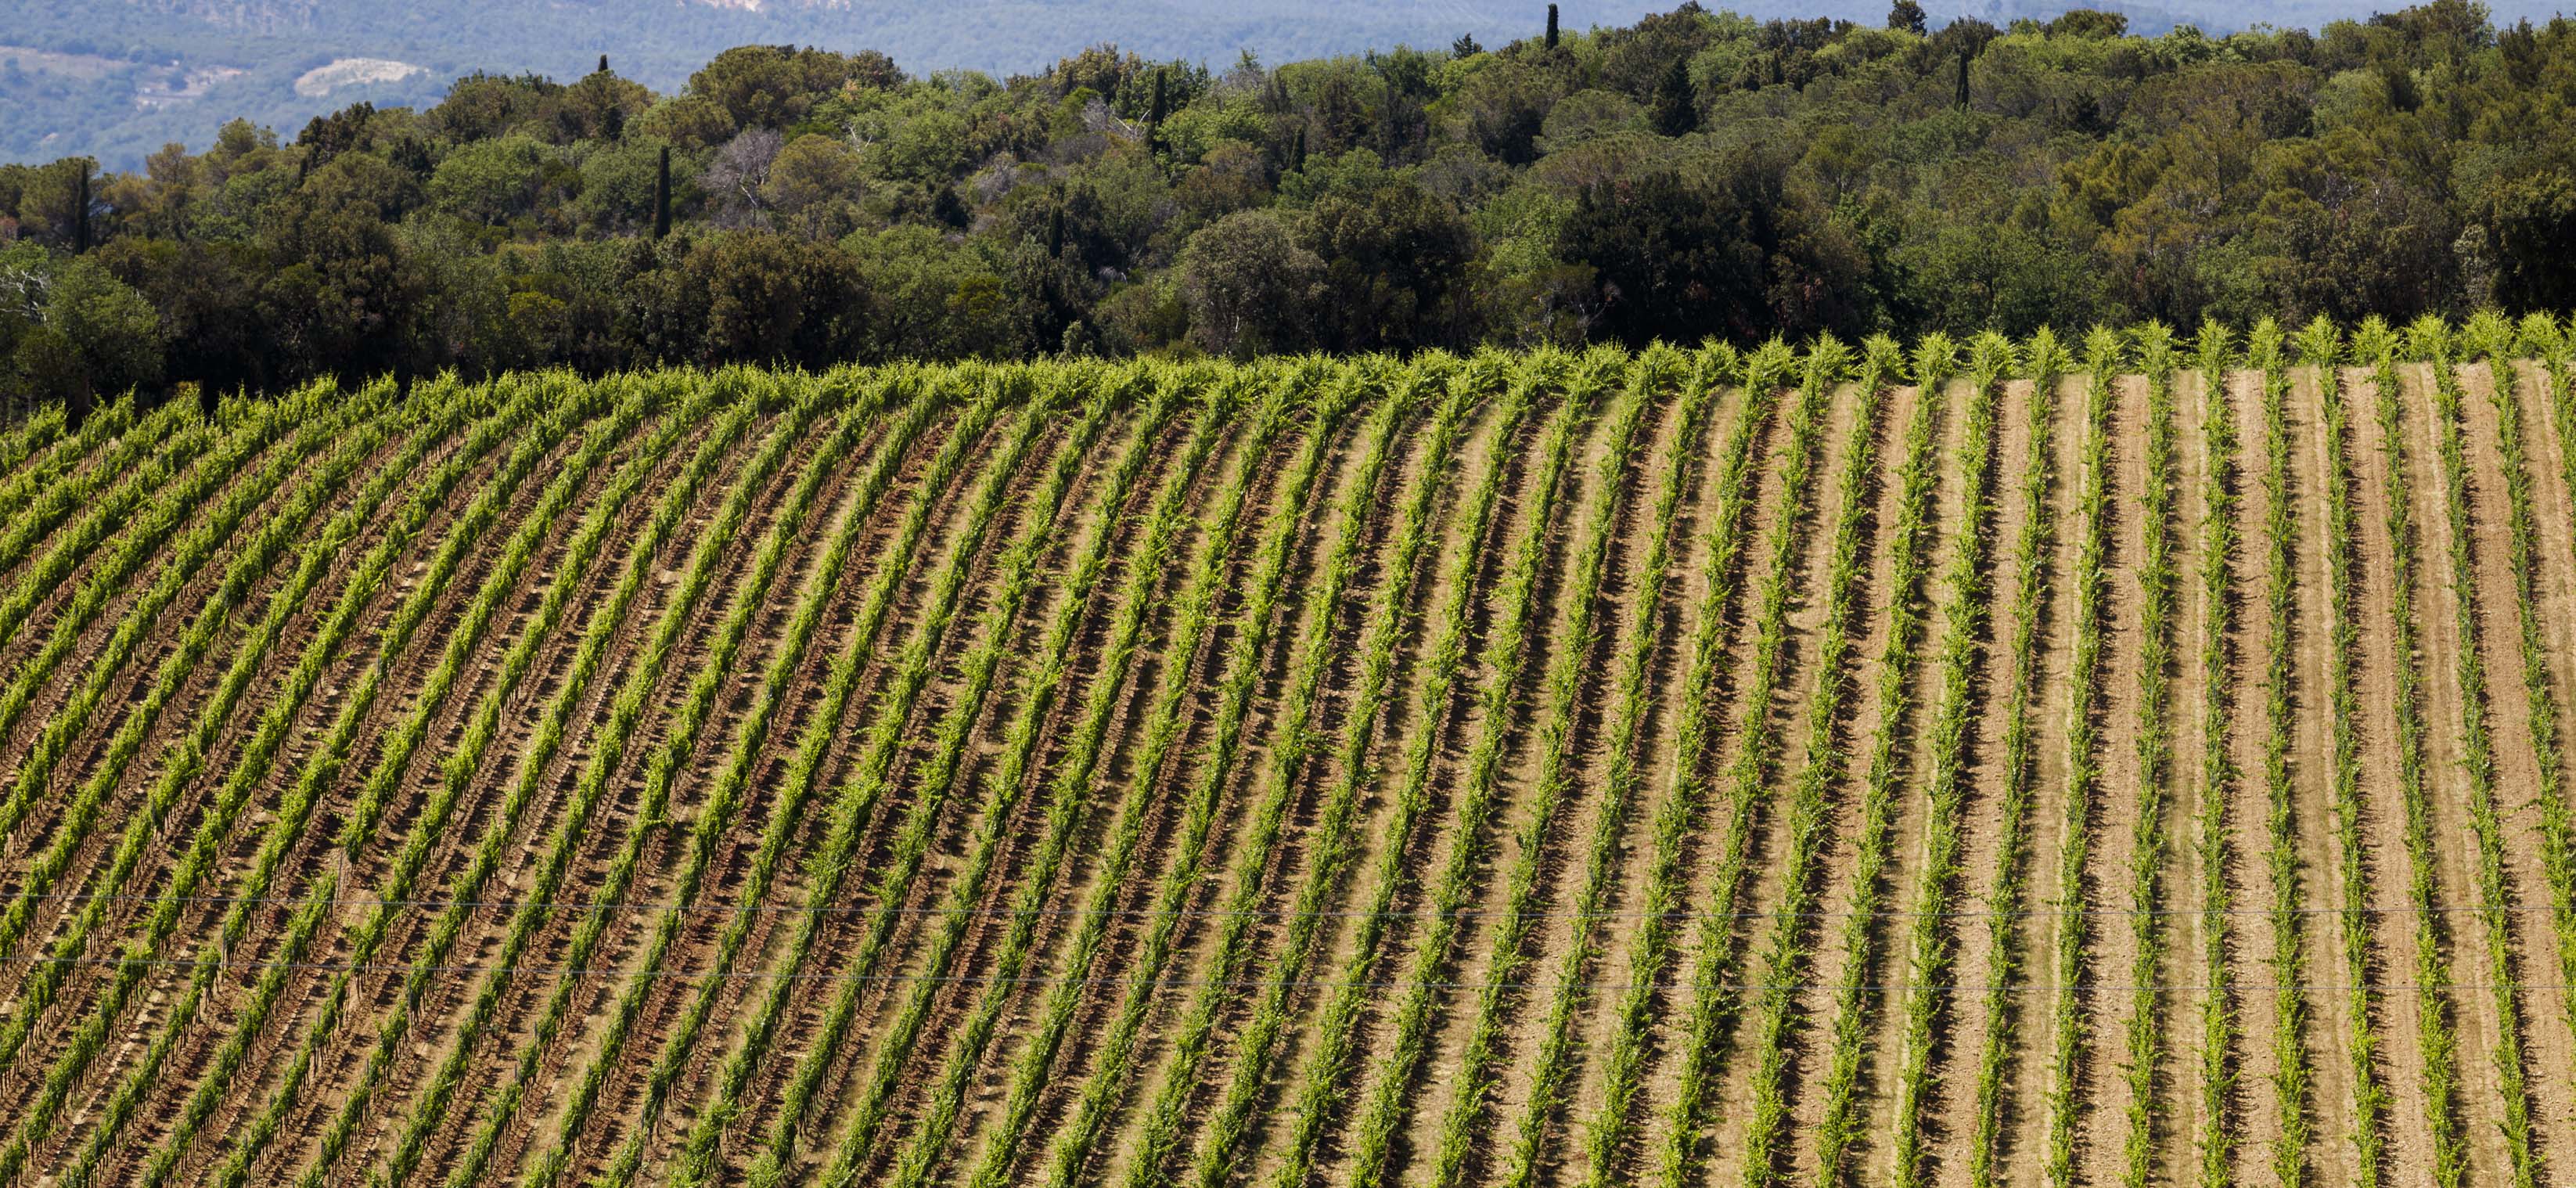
left=1955, top=48, right=1972, bottom=108
left=1889, top=0, right=1927, bottom=34
left=1452, top=32, right=1483, bottom=58
left=653, top=146, right=671, bottom=239
left=1546, top=3, right=1560, bottom=49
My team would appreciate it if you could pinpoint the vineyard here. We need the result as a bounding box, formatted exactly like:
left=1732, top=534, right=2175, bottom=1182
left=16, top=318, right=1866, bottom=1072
left=5, top=315, right=2576, bottom=1187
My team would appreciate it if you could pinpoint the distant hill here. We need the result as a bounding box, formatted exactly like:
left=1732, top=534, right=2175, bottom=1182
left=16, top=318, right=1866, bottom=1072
left=4, top=0, right=2568, bottom=167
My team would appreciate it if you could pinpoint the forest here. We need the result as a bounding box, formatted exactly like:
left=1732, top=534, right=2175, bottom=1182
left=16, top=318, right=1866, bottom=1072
left=1, top=0, right=2572, bottom=404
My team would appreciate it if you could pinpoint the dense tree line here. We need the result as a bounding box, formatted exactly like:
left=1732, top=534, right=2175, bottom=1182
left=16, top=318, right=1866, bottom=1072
left=3, top=0, right=2574, bottom=404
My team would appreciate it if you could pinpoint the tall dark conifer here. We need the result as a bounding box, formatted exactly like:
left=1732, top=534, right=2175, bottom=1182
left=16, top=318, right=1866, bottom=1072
left=1956, top=49, right=1972, bottom=108
left=598, top=53, right=610, bottom=74
left=1145, top=67, right=1169, bottom=149
left=70, top=164, right=89, bottom=254
left=1652, top=55, right=1696, bottom=135
left=653, top=146, right=671, bottom=239
left=1546, top=3, right=1560, bottom=48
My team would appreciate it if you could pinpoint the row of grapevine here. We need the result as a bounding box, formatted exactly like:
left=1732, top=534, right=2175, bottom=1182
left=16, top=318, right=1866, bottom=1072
left=2248, top=323, right=2310, bottom=1187
left=1966, top=329, right=2067, bottom=1188
left=376, top=379, right=949, bottom=1186
left=1655, top=339, right=1840, bottom=1188
left=88, top=379, right=672, bottom=1186
left=196, top=380, right=768, bottom=1188
left=2041, top=329, right=2123, bottom=1188
left=1737, top=336, right=1907, bottom=1188
left=293, top=374, right=854, bottom=1188
left=951, top=366, right=1295, bottom=1188
left=2117, top=323, right=2181, bottom=1188
left=2412, top=316, right=2542, bottom=1188
left=1873, top=332, right=1991, bottom=1188
left=2189, top=322, right=2243, bottom=1188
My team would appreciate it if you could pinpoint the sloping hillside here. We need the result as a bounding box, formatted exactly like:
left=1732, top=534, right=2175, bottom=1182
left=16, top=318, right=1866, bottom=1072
left=3, top=315, right=2576, bottom=1185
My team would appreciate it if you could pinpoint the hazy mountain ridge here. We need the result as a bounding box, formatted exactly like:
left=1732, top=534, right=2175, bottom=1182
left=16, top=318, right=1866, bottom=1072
left=4, top=0, right=2565, bottom=167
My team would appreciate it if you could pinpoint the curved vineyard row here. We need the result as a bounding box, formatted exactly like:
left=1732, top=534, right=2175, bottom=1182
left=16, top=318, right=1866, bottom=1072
left=0, top=333, right=2566, bottom=1186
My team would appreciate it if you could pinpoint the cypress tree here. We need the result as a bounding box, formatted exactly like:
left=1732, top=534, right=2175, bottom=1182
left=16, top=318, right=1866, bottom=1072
left=598, top=53, right=610, bottom=74
left=1146, top=67, right=1169, bottom=146
left=70, top=164, right=89, bottom=254
left=1651, top=55, right=1696, bottom=135
left=653, top=146, right=671, bottom=239
left=1290, top=124, right=1308, bottom=172
left=1546, top=3, right=1560, bottom=49
left=1956, top=48, right=1972, bottom=108
left=1046, top=200, right=1065, bottom=256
